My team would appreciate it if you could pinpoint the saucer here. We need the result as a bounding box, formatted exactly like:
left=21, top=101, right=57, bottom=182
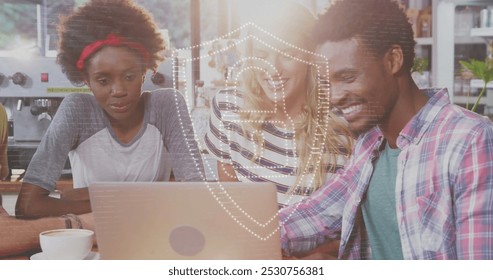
left=30, top=252, right=100, bottom=260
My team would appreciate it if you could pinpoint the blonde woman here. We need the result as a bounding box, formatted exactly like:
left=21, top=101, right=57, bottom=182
left=205, top=1, right=353, bottom=207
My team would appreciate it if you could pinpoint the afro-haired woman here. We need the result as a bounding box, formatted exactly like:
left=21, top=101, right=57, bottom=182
left=16, top=0, right=204, bottom=219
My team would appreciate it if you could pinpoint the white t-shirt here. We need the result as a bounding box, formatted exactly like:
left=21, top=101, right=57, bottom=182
left=24, top=89, right=205, bottom=191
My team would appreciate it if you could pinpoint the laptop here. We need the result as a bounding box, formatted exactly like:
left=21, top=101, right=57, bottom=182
left=88, top=182, right=282, bottom=260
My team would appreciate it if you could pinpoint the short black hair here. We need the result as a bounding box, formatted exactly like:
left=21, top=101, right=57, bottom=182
left=57, top=0, right=165, bottom=84
left=314, top=0, right=415, bottom=72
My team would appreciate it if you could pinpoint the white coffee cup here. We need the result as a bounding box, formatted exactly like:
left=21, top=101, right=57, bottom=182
left=39, top=229, right=94, bottom=260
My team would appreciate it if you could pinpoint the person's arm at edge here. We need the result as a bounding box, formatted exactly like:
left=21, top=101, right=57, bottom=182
left=15, top=183, right=91, bottom=219
left=0, top=105, right=9, bottom=180
left=0, top=206, right=94, bottom=257
left=454, top=124, right=493, bottom=259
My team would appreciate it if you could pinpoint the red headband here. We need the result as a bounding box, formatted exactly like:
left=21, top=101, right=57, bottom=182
left=76, top=33, right=151, bottom=71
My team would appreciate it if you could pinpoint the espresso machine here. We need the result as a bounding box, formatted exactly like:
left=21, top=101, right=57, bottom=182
left=0, top=57, right=67, bottom=176
left=0, top=55, right=175, bottom=178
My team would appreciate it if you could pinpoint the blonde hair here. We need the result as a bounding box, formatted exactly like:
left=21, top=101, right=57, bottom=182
left=238, top=1, right=353, bottom=194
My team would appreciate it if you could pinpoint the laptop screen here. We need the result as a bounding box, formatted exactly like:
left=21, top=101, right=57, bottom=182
left=89, top=181, right=281, bottom=260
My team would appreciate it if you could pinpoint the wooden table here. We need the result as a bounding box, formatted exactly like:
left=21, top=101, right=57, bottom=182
left=0, top=179, right=73, bottom=194
left=1, top=248, right=99, bottom=260
left=1, top=251, right=36, bottom=260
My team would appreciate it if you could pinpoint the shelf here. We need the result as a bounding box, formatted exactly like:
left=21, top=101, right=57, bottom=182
left=470, top=28, right=493, bottom=37
left=470, top=79, right=493, bottom=89
left=455, top=36, right=486, bottom=44
left=453, top=96, right=487, bottom=105
left=415, top=37, right=433, bottom=45
left=416, top=36, right=484, bottom=45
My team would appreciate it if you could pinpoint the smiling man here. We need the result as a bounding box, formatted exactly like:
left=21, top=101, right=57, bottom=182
left=280, top=0, right=493, bottom=259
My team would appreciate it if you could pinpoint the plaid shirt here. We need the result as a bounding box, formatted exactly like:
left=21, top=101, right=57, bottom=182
left=280, top=88, right=493, bottom=259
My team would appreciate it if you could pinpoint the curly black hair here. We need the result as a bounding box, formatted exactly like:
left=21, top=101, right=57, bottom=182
left=57, top=0, right=165, bottom=84
left=314, top=0, right=416, bottom=72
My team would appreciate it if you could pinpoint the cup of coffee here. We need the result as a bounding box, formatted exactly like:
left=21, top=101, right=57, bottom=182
left=39, top=229, right=94, bottom=260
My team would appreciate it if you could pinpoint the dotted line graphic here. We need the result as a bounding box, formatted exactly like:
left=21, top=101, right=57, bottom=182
left=171, top=21, right=333, bottom=239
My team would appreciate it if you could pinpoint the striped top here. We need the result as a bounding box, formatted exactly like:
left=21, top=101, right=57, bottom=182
left=280, top=88, right=493, bottom=259
left=204, top=89, right=347, bottom=207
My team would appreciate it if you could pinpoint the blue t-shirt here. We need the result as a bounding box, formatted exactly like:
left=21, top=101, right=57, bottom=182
left=362, top=142, right=404, bottom=259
